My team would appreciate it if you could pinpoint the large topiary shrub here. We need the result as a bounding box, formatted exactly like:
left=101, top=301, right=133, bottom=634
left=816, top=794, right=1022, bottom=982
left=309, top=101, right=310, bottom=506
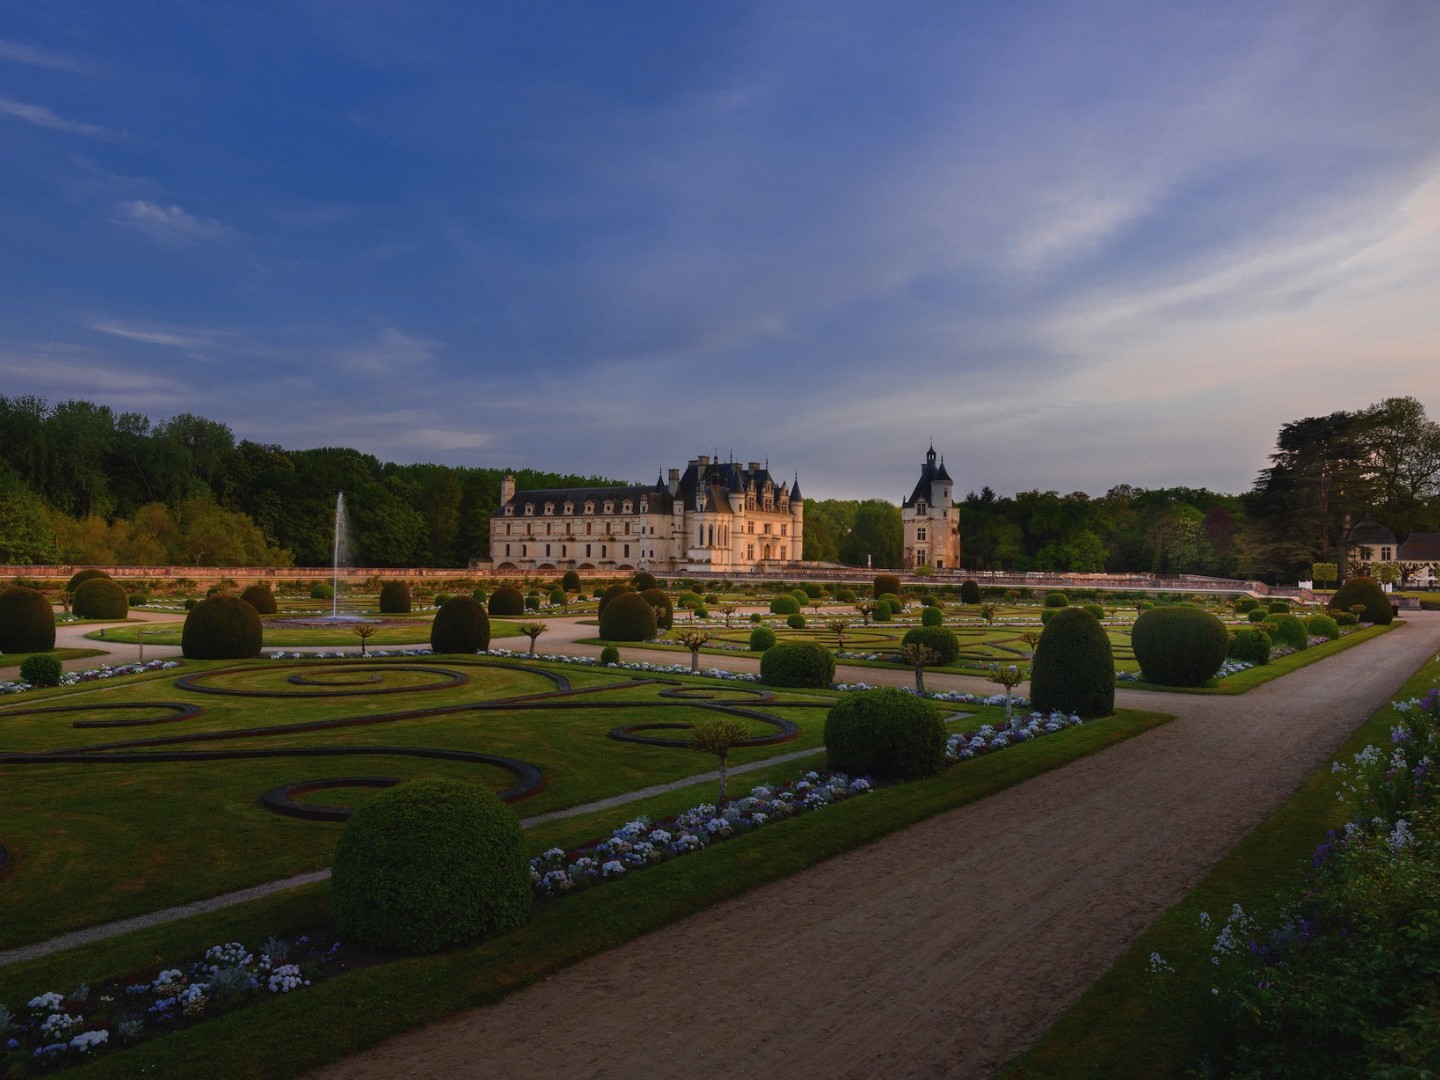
left=1247, top=607, right=1269, bottom=623
left=1228, top=627, right=1272, bottom=666
left=900, top=626, right=959, bottom=666
left=1267, top=599, right=1291, bottom=614
left=769, top=594, right=800, bottom=615
left=1264, top=614, right=1308, bottom=651
left=825, top=688, right=947, bottom=782
left=1044, top=591, right=1069, bottom=608
left=873, top=601, right=893, bottom=622
left=488, top=585, right=525, bottom=617
left=72, top=577, right=128, bottom=620
left=1235, top=597, right=1260, bottom=614
left=786, top=613, right=807, bottom=629
left=960, top=579, right=981, bottom=605
left=641, top=588, right=673, bottom=631
left=431, top=597, right=491, bottom=653
left=1131, top=605, right=1229, bottom=687
left=65, top=569, right=110, bottom=593
left=1328, top=577, right=1393, bottom=625
left=921, top=605, right=944, bottom=627
left=240, top=584, right=278, bottom=615
left=599, top=645, right=620, bottom=664
left=548, top=588, right=566, bottom=607
left=181, top=596, right=263, bottom=659
left=20, top=654, right=62, bottom=687
left=599, top=591, right=657, bottom=642
left=0, top=587, right=56, bottom=653
left=597, top=584, right=630, bottom=616
left=330, top=778, right=529, bottom=954
left=1030, top=607, right=1115, bottom=718
left=561, top=570, right=582, bottom=593
left=378, top=581, right=412, bottom=614
left=759, top=641, right=835, bottom=688
left=878, top=592, right=903, bottom=612
left=632, top=571, right=657, bottom=592
left=749, top=626, right=776, bottom=652
left=873, top=574, right=901, bottom=599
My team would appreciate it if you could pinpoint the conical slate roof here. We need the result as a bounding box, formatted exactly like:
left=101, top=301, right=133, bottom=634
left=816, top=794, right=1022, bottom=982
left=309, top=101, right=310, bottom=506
left=1346, top=515, right=1397, bottom=546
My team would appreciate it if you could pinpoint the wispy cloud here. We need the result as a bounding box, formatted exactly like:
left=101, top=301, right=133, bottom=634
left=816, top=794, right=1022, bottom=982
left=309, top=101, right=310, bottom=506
left=88, top=320, right=223, bottom=349
left=114, top=200, right=227, bottom=246
left=0, top=346, right=191, bottom=400
left=0, top=37, right=87, bottom=73
left=0, top=98, right=115, bottom=139
left=331, top=328, right=443, bottom=375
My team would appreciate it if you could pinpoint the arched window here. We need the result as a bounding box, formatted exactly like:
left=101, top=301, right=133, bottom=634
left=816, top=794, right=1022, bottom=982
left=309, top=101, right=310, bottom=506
left=563, top=502, right=574, bottom=515
left=584, top=501, right=595, bottom=514
left=543, top=502, right=555, bottom=516
left=603, top=501, right=614, bottom=514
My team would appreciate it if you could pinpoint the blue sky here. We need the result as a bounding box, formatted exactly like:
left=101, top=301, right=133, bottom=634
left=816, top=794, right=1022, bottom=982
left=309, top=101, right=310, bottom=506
left=2, top=1, right=1437, bottom=501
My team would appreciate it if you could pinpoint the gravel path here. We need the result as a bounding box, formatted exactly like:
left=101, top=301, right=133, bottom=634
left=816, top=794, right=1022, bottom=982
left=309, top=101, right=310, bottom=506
left=309, top=614, right=1440, bottom=1080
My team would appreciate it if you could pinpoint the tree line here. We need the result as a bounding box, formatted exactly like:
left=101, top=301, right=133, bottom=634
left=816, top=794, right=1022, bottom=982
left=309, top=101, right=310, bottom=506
left=2, top=394, right=1435, bottom=580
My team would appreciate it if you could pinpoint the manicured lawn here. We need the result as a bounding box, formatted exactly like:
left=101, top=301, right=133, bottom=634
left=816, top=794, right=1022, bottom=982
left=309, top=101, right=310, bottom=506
left=0, top=647, right=108, bottom=673
left=88, top=618, right=528, bottom=647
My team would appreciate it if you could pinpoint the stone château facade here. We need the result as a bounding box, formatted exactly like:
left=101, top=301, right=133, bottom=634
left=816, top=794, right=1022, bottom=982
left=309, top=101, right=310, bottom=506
left=1345, top=515, right=1439, bottom=586
left=901, top=445, right=961, bottom=570
left=486, top=455, right=803, bottom=574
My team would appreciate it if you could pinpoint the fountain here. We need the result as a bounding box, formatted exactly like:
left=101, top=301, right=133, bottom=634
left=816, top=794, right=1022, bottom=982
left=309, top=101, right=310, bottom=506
left=332, top=490, right=350, bottom=619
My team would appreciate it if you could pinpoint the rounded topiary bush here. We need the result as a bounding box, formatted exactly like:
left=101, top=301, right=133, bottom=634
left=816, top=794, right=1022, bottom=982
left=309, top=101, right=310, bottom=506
left=787, top=613, right=807, bottom=629
left=960, top=579, right=981, bottom=604
left=873, top=574, right=901, bottom=599
left=920, top=594, right=937, bottom=608
left=1229, top=627, right=1272, bottom=666
left=1030, top=607, right=1115, bottom=718
left=72, top=577, right=129, bottom=620
left=1328, top=576, right=1393, bottom=625
left=760, top=640, right=835, bottom=688
left=599, top=591, right=657, bottom=642
left=770, top=594, right=800, bottom=615
left=310, top=581, right=334, bottom=600
left=66, top=568, right=110, bottom=592
left=1247, top=607, right=1269, bottom=623
left=330, top=778, right=529, bottom=954
left=1267, top=599, right=1291, bottom=614
left=1307, top=614, right=1340, bottom=641
left=878, top=592, right=903, bottom=612
left=561, top=570, right=581, bottom=593
left=1083, top=603, right=1105, bottom=620
left=1044, top=592, right=1070, bottom=608
left=240, top=584, right=278, bottom=615
left=641, top=588, right=673, bottom=630
left=430, top=597, right=491, bottom=653
left=677, top=591, right=703, bottom=609
left=597, top=584, right=630, bottom=616
left=836, top=588, right=856, bottom=603
left=181, top=596, right=263, bottom=659
left=599, top=644, right=620, bottom=664
left=488, top=585, right=525, bottom=617
left=749, top=626, right=776, bottom=652
left=20, top=654, right=62, bottom=687
left=0, top=587, right=56, bottom=653
left=789, top=589, right=808, bottom=606
left=129, top=593, right=148, bottom=606
left=1335, top=610, right=1359, bottom=627
left=825, top=688, right=947, bottom=782
left=801, top=583, right=822, bottom=598
left=873, top=601, right=893, bottom=622
left=434, top=593, right=453, bottom=608
left=472, top=586, right=488, bottom=604
left=921, top=605, right=944, bottom=627
left=378, top=581, right=412, bottom=614
left=1039, top=607, right=1059, bottom=626
left=548, top=588, right=566, bottom=607
left=901, top=625, right=959, bottom=666
left=632, top=571, right=657, bottom=592
left=1265, top=614, right=1308, bottom=651
left=523, top=592, right=540, bottom=611
left=693, top=605, right=709, bottom=619
left=1130, top=606, right=1229, bottom=687
left=1235, top=597, right=1260, bottom=613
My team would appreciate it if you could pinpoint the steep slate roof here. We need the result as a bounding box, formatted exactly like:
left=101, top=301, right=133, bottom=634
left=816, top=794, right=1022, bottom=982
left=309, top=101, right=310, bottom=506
left=1346, top=515, right=1398, bottom=546
left=789, top=474, right=804, bottom=502
left=903, top=446, right=947, bottom=508
left=505, top=483, right=672, bottom=515
left=1399, top=533, right=1440, bottom=561
left=675, top=459, right=784, bottom=515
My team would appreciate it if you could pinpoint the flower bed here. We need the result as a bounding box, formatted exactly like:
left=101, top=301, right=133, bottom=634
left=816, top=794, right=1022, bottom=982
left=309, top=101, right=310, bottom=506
left=0, top=659, right=182, bottom=695
left=944, top=709, right=1085, bottom=760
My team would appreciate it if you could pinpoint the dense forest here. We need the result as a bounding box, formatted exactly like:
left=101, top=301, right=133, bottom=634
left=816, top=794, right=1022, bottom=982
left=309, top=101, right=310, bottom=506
left=1, top=395, right=1436, bottom=582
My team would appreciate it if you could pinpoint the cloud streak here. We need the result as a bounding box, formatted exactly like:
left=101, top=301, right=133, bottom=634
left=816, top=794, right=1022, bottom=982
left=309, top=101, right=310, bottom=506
left=0, top=98, right=115, bottom=139
left=113, top=200, right=227, bottom=246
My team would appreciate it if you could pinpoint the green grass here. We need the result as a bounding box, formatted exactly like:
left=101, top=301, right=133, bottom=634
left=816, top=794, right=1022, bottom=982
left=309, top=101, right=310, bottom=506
left=0, top=647, right=108, bottom=673
left=5, top=706, right=1169, bottom=1080
left=89, top=619, right=528, bottom=647
left=1001, top=652, right=1440, bottom=1079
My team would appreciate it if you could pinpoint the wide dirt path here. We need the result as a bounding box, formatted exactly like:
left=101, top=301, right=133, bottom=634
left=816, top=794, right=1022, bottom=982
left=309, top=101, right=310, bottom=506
left=312, top=614, right=1440, bottom=1079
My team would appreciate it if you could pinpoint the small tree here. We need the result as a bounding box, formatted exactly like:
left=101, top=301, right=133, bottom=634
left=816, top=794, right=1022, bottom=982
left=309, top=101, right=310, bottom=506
left=825, top=617, right=851, bottom=653
left=1376, top=561, right=1402, bottom=587
left=855, top=600, right=876, bottom=626
left=351, top=622, right=379, bottom=656
left=979, top=602, right=997, bottom=626
left=677, top=629, right=711, bottom=672
left=1020, top=630, right=1041, bottom=655
left=518, top=621, right=546, bottom=655
left=1311, top=562, right=1338, bottom=590
left=898, top=642, right=941, bottom=693
left=988, top=663, right=1025, bottom=720
left=691, top=716, right=749, bottom=806
left=718, top=601, right=738, bottom=627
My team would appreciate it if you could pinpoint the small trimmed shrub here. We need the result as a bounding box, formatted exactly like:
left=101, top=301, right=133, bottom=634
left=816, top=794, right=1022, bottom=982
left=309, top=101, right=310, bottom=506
left=1039, top=607, right=1059, bottom=625
left=599, top=645, right=620, bottom=664
left=184, top=598, right=198, bottom=611
left=677, top=591, right=703, bottom=609
left=921, top=606, right=944, bottom=627
left=759, top=641, right=835, bottom=688
left=378, top=582, right=412, bottom=614
left=791, top=589, right=810, bottom=606
left=873, top=574, right=901, bottom=599
left=704, top=593, right=718, bottom=604
left=749, top=612, right=763, bottom=624
left=878, top=592, right=902, bottom=612
left=693, top=605, right=709, bottom=619
left=1131, top=606, right=1229, bottom=687
left=748, top=626, right=776, bottom=652
left=800, top=583, right=822, bottom=598
left=770, top=594, right=800, bottom=615
left=1228, top=627, right=1272, bottom=666
left=641, top=588, right=673, bottom=630
left=66, top=568, right=110, bottom=592
left=310, top=581, right=334, bottom=600
left=1335, top=610, right=1359, bottom=627
left=72, top=577, right=128, bottom=619
left=825, top=688, right=947, bottom=782
left=1137, top=600, right=1155, bottom=610
left=918, top=594, right=936, bottom=608
left=1044, top=591, right=1069, bottom=608
left=0, top=587, right=56, bottom=653
left=1267, top=599, right=1291, bottom=614
left=182, top=596, right=263, bottom=659
left=597, top=584, right=631, bottom=616
left=20, top=654, right=62, bottom=687
left=1247, top=607, right=1269, bottom=623
left=901, top=625, right=959, bottom=665
left=239, top=583, right=278, bottom=615
left=836, top=588, right=856, bottom=603
left=129, top=593, right=148, bottom=606
left=524, top=592, right=540, bottom=611
left=786, top=613, right=807, bottom=629
left=488, top=585, right=525, bottom=617
left=1328, top=576, right=1393, bottom=625
left=873, top=602, right=893, bottom=622
left=632, top=571, right=657, bottom=592
left=1235, top=597, right=1260, bottom=613
left=561, top=570, right=581, bottom=593
left=1265, top=613, right=1308, bottom=651
left=548, top=588, right=567, bottom=607
left=1307, top=614, right=1340, bottom=641
left=431, top=593, right=450, bottom=608
left=1083, top=603, right=1105, bottom=620
left=330, top=778, right=529, bottom=954
left=472, top=587, right=488, bottom=604
left=599, top=591, right=657, bottom=642
left=430, top=597, right=491, bottom=653
left=960, top=579, right=981, bottom=604
left=1030, top=606, right=1115, bottom=718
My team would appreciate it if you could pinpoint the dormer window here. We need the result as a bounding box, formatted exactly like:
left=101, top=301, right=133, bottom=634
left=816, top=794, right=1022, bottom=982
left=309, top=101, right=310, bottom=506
left=639, top=498, right=648, bottom=513
left=603, top=500, right=614, bottom=514
left=917, top=500, right=927, bottom=514
left=503, top=505, right=514, bottom=516
left=543, top=502, right=555, bottom=516
left=584, top=501, right=594, bottom=514
left=622, top=500, right=632, bottom=514
left=563, top=502, right=574, bottom=515
left=523, top=503, right=535, bottom=516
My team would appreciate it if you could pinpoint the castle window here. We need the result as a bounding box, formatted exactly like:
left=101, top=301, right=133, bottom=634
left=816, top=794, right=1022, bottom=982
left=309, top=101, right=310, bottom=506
left=1382, top=546, right=1393, bottom=561
left=639, top=498, right=648, bottom=513
left=524, top=504, right=534, bottom=516
left=917, top=528, right=927, bottom=541
left=504, top=505, right=514, bottom=516
left=543, top=502, right=554, bottom=515
left=586, top=523, right=592, bottom=535
left=781, top=524, right=787, bottom=537
left=603, top=501, right=614, bottom=514
left=584, top=501, right=594, bottom=514
left=563, top=502, right=574, bottom=515
left=917, top=501, right=926, bottom=514
left=622, top=500, right=633, bottom=513
left=763, top=523, right=771, bottom=534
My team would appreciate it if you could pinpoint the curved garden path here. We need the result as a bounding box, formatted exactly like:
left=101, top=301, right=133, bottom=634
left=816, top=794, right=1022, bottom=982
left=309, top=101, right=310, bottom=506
left=309, top=613, right=1440, bottom=1080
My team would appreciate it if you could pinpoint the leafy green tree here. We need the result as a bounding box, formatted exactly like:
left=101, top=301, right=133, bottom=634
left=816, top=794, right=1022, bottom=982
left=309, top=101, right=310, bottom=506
left=842, top=500, right=902, bottom=567
left=0, top=469, right=56, bottom=563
